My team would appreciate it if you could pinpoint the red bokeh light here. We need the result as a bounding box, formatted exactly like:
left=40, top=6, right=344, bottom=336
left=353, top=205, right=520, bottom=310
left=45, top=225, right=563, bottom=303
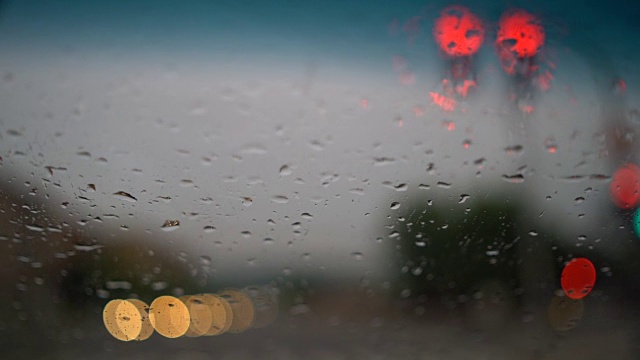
left=561, top=258, right=596, bottom=300
left=496, top=9, right=545, bottom=58
left=429, top=92, right=456, bottom=112
left=610, top=163, right=640, bottom=209
left=433, top=6, right=485, bottom=57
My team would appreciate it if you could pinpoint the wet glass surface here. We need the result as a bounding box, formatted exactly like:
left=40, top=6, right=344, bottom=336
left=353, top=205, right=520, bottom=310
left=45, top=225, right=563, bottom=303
left=1, top=0, right=640, bottom=358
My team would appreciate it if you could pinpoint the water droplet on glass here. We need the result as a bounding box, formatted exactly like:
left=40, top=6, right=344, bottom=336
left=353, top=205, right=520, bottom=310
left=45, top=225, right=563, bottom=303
left=474, top=158, right=486, bottom=168
left=73, top=243, right=104, bottom=252
left=25, top=224, right=45, bottom=232
left=502, top=174, right=525, bottom=183
left=279, top=164, right=292, bottom=176
left=242, top=197, right=253, bottom=207
left=544, top=137, right=558, bottom=153
left=373, top=157, right=396, bottom=167
left=161, top=220, right=180, bottom=231
left=301, top=213, right=313, bottom=220
left=390, top=202, right=401, bottom=210
left=308, top=140, right=325, bottom=151
left=351, top=252, right=364, bottom=261
left=574, top=197, right=585, bottom=204
left=113, top=191, right=137, bottom=202
left=204, top=225, right=216, bottom=233
left=504, top=145, right=524, bottom=156
left=436, top=181, right=451, bottom=189
left=426, top=163, right=436, bottom=174
left=180, top=179, right=195, bottom=188
left=76, top=151, right=91, bottom=159
left=459, top=194, right=470, bottom=203
left=241, top=144, right=268, bottom=155
left=151, top=281, right=168, bottom=291
left=7, top=129, right=22, bottom=137
left=199, top=255, right=212, bottom=265
left=271, top=195, right=289, bottom=204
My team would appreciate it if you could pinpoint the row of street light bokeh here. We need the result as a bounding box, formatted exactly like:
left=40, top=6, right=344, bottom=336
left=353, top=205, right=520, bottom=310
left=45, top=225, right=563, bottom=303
left=103, top=286, right=278, bottom=341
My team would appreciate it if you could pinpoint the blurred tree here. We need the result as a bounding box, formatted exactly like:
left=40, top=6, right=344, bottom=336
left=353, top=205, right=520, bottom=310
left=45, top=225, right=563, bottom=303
left=389, top=193, right=523, bottom=300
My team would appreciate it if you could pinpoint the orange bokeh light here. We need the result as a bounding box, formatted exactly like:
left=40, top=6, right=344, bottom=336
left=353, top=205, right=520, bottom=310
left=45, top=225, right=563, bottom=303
left=561, top=258, right=596, bottom=300
left=610, top=163, right=640, bottom=209
left=433, top=6, right=485, bottom=58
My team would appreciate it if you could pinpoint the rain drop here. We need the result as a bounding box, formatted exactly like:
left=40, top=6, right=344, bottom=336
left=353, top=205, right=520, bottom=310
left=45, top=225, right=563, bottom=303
left=279, top=165, right=292, bottom=176
left=199, top=255, right=212, bottom=265
left=502, top=174, right=525, bottom=183
left=73, top=243, right=104, bottom=252
left=436, top=181, right=451, bottom=189
left=161, top=220, right=180, bottom=231
left=271, top=195, right=289, bottom=204
left=504, top=145, right=524, bottom=155
left=113, top=191, right=137, bottom=202
left=180, top=179, right=195, bottom=188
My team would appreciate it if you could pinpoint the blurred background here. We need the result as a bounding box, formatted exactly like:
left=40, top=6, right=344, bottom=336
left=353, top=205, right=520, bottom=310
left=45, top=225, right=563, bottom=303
left=1, top=0, right=640, bottom=358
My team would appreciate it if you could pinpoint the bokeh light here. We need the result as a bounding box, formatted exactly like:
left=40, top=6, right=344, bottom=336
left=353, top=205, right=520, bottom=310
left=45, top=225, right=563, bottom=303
left=496, top=9, right=545, bottom=58
left=609, top=163, right=640, bottom=209
left=245, top=286, right=279, bottom=329
left=127, top=299, right=155, bottom=341
left=547, top=295, right=584, bottom=331
left=220, top=289, right=256, bottom=333
left=182, top=293, right=233, bottom=337
left=103, top=299, right=153, bottom=341
left=433, top=6, right=485, bottom=58
left=149, top=296, right=191, bottom=338
left=104, top=286, right=278, bottom=341
left=634, top=208, right=640, bottom=238
left=561, top=258, right=596, bottom=300
left=495, top=9, right=545, bottom=76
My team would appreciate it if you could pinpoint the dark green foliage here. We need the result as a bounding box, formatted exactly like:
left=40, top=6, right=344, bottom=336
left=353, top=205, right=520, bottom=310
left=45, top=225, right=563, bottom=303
left=390, top=194, right=523, bottom=298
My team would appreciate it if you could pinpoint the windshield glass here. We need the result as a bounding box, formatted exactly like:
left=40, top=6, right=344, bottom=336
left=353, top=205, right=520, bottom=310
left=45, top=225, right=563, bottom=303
left=1, top=1, right=639, bottom=358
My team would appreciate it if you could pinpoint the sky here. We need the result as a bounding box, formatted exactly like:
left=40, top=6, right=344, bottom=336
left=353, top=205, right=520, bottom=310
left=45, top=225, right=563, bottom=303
left=1, top=0, right=639, bottom=282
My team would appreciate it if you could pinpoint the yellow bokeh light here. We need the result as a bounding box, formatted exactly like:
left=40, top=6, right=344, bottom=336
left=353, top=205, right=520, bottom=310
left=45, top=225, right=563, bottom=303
left=103, top=299, right=153, bottom=341
left=220, top=289, right=256, bottom=333
left=245, top=286, right=279, bottom=329
left=149, top=295, right=191, bottom=338
left=103, top=285, right=278, bottom=341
